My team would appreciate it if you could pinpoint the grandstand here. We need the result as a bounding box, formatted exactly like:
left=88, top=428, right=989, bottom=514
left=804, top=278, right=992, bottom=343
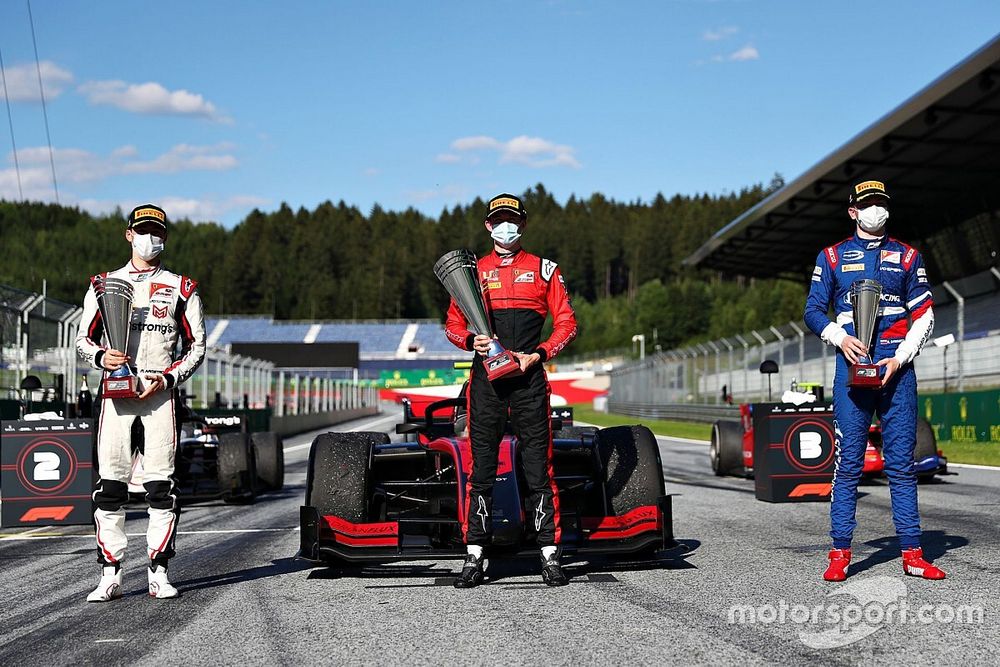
left=204, top=317, right=466, bottom=375
left=614, top=34, right=1000, bottom=406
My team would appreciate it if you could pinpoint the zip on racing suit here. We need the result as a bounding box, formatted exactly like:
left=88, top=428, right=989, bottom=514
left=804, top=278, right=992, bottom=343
left=76, top=261, right=206, bottom=566
left=804, top=233, right=934, bottom=549
left=445, top=249, right=577, bottom=547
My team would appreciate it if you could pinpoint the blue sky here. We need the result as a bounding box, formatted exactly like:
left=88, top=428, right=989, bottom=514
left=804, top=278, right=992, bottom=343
left=1, top=1, right=998, bottom=226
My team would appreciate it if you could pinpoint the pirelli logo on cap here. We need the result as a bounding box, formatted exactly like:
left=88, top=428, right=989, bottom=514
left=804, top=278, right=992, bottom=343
left=134, top=207, right=165, bottom=221
left=854, top=180, right=885, bottom=195
left=490, top=197, right=520, bottom=211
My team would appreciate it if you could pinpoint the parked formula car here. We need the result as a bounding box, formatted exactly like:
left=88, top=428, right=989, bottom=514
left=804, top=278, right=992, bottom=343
left=300, top=394, right=674, bottom=563
left=710, top=402, right=947, bottom=481
left=125, top=396, right=284, bottom=504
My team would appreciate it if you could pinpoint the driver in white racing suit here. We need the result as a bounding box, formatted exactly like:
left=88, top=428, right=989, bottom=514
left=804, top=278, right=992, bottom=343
left=76, top=204, right=206, bottom=602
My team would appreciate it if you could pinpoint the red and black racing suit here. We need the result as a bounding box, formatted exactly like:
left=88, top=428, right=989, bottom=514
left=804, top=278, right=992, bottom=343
left=445, top=249, right=577, bottom=547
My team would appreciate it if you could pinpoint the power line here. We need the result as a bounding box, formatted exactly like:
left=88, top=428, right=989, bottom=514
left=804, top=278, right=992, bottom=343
left=0, top=45, right=24, bottom=200
left=26, top=0, right=58, bottom=203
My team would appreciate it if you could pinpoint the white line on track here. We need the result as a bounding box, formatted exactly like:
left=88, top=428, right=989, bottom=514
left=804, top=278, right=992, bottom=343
left=948, top=462, right=1000, bottom=472
left=575, top=419, right=708, bottom=446
left=282, top=412, right=399, bottom=453
left=654, top=434, right=709, bottom=446
left=94, top=639, right=126, bottom=644
left=0, top=527, right=300, bottom=541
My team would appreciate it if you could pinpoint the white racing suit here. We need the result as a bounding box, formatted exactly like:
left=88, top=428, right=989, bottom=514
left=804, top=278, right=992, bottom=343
left=76, top=261, right=206, bottom=566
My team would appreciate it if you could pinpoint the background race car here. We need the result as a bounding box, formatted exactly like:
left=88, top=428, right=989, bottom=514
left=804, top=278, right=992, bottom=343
left=710, top=398, right=947, bottom=482
left=125, top=395, right=284, bottom=504
left=300, top=392, right=675, bottom=564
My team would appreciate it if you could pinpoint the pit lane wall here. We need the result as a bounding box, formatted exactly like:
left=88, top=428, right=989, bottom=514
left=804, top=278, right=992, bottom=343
left=270, top=406, right=378, bottom=436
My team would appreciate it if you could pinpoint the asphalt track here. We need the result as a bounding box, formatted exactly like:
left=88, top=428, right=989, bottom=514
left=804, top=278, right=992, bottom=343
left=1, top=404, right=997, bottom=665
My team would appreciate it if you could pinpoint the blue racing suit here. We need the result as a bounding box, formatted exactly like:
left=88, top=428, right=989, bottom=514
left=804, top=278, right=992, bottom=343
left=804, top=232, right=935, bottom=549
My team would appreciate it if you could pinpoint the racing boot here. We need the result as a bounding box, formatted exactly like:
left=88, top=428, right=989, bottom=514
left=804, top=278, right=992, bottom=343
left=453, top=553, right=485, bottom=589
left=823, top=548, right=852, bottom=582
left=87, top=564, right=123, bottom=603
left=902, top=548, right=946, bottom=580
left=540, top=547, right=568, bottom=587
left=148, top=562, right=179, bottom=599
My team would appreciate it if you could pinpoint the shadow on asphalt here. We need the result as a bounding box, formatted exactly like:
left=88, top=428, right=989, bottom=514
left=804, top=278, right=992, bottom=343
left=847, top=530, right=968, bottom=576
left=168, top=557, right=314, bottom=595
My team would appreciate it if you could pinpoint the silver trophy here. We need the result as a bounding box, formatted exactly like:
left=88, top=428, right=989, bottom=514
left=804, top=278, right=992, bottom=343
left=94, top=277, right=138, bottom=398
left=848, top=279, right=883, bottom=388
left=434, top=249, right=520, bottom=381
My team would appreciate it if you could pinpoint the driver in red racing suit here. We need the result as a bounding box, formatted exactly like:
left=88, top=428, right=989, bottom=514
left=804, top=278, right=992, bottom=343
left=445, top=193, right=577, bottom=588
left=76, top=204, right=206, bottom=602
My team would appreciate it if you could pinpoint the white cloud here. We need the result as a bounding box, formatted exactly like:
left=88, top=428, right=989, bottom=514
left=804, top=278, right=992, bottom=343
left=434, top=153, right=462, bottom=164
left=1, top=61, right=74, bottom=101
left=77, top=80, right=229, bottom=121
left=74, top=195, right=269, bottom=223
left=452, top=136, right=503, bottom=152
left=362, top=167, right=379, bottom=176
left=1, top=143, right=240, bottom=200
left=698, top=43, right=761, bottom=66
left=121, top=143, right=239, bottom=174
left=447, top=134, right=580, bottom=169
left=407, top=184, right=471, bottom=204
left=703, top=26, right=739, bottom=41
left=729, top=44, right=759, bottom=61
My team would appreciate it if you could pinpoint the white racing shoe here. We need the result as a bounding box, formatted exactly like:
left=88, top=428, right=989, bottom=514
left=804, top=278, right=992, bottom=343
left=87, top=565, right=123, bottom=603
left=148, top=564, right=179, bottom=599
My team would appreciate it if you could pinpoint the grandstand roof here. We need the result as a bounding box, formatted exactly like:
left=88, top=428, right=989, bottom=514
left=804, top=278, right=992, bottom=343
left=684, top=34, right=1000, bottom=282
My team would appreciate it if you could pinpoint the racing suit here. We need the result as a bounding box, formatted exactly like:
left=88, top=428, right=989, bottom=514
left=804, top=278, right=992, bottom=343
left=445, top=249, right=577, bottom=547
left=76, top=261, right=206, bottom=565
left=804, top=233, right=934, bottom=549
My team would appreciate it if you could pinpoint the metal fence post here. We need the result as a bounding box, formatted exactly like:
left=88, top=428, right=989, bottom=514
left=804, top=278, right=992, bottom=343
left=770, top=325, right=785, bottom=392
left=941, top=281, right=964, bottom=391
left=751, top=330, right=767, bottom=401
left=789, top=322, right=805, bottom=385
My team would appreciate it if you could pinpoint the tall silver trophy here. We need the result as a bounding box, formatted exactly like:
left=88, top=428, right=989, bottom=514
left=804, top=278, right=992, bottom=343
left=848, top=279, right=883, bottom=388
left=94, top=277, right=138, bottom=399
left=434, top=249, right=521, bottom=381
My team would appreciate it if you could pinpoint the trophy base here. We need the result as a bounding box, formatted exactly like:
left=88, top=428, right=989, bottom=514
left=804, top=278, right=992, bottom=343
left=102, top=375, right=137, bottom=399
left=848, top=364, right=882, bottom=388
left=485, top=350, right=522, bottom=381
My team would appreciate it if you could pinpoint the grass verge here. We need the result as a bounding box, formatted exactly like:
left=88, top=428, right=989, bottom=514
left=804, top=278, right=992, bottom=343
left=571, top=404, right=712, bottom=441
left=937, top=441, right=1000, bottom=467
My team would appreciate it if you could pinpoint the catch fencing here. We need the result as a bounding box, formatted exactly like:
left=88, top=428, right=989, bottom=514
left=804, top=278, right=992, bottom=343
left=1, top=283, right=378, bottom=417
left=611, top=323, right=1000, bottom=408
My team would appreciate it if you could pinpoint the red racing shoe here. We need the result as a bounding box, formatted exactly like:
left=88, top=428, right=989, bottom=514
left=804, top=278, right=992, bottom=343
left=902, top=548, right=946, bottom=580
left=823, top=548, right=852, bottom=582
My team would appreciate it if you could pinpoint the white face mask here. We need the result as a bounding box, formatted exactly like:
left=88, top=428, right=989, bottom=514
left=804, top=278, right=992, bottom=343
left=490, top=221, right=522, bottom=247
left=856, top=205, right=888, bottom=234
left=132, top=233, right=164, bottom=261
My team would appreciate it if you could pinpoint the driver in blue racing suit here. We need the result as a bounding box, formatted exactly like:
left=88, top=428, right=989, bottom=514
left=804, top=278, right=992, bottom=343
left=804, top=180, right=945, bottom=581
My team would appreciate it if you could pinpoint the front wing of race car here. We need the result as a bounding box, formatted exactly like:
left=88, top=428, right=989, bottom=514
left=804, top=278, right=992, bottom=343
left=299, top=495, right=675, bottom=563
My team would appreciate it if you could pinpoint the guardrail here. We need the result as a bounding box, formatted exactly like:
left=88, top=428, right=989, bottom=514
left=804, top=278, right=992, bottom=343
left=608, top=402, right=740, bottom=423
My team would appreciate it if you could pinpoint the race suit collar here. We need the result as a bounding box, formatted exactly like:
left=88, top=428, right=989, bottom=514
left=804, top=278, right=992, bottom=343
left=853, top=231, right=887, bottom=250
left=127, top=260, right=162, bottom=275
left=492, top=248, right=522, bottom=260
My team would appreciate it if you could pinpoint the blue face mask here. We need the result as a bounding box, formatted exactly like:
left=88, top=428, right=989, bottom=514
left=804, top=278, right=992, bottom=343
left=490, top=221, right=522, bottom=247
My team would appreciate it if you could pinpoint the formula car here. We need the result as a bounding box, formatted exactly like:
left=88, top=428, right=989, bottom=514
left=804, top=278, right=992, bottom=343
left=710, top=402, right=947, bottom=481
left=125, top=396, right=284, bottom=504
left=300, top=394, right=674, bottom=563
